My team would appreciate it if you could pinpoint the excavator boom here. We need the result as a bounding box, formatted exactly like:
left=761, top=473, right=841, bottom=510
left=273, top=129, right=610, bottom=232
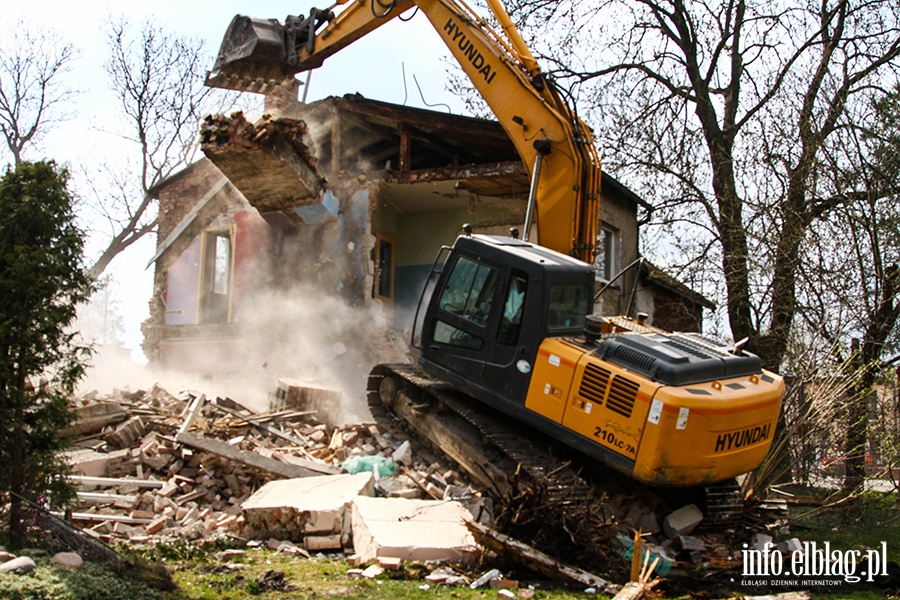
left=207, top=0, right=600, bottom=263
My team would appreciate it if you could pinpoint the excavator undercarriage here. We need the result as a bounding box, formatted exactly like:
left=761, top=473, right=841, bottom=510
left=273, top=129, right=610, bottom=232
left=368, top=363, right=748, bottom=578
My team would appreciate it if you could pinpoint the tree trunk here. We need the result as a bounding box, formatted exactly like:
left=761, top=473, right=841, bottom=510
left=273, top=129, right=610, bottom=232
left=8, top=360, right=27, bottom=548
left=843, top=339, right=867, bottom=493
left=844, top=265, right=900, bottom=493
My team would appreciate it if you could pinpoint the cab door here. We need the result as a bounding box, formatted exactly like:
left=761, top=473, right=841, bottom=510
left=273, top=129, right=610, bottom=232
left=481, top=269, right=533, bottom=404
left=423, top=253, right=501, bottom=384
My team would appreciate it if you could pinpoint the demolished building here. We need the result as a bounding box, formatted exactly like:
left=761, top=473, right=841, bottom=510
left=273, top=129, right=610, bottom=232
left=141, top=93, right=712, bottom=377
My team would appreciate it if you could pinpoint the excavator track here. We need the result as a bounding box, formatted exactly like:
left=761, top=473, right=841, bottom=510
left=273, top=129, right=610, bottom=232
left=368, top=363, right=595, bottom=506
left=368, top=364, right=749, bottom=533
left=368, top=363, right=637, bottom=577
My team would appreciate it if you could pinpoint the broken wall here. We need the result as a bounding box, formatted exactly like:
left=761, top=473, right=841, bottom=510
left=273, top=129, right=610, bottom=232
left=370, top=188, right=527, bottom=330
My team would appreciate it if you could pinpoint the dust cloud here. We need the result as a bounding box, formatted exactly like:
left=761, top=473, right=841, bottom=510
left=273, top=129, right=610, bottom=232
left=78, top=286, right=411, bottom=425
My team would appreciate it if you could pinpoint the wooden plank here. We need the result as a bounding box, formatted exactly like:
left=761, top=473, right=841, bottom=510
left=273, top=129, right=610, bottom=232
left=466, top=520, right=612, bottom=592
left=177, top=394, right=207, bottom=437
left=210, top=403, right=321, bottom=464
left=65, top=512, right=153, bottom=525
left=175, top=431, right=339, bottom=479
left=76, top=492, right=138, bottom=505
left=69, top=476, right=165, bottom=489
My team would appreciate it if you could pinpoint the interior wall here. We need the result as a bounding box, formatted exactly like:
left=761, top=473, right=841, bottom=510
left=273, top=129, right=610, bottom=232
left=164, top=237, right=201, bottom=325
left=390, top=207, right=467, bottom=329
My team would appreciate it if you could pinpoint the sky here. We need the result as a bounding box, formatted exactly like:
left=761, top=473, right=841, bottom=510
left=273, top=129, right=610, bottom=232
left=3, top=1, right=468, bottom=361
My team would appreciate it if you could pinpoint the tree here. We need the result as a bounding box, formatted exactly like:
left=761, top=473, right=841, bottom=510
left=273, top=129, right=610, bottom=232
left=83, top=16, right=240, bottom=279
left=0, top=161, right=93, bottom=547
left=0, top=19, right=78, bottom=167
left=74, top=275, right=127, bottom=347
left=797, top=86, right=900, bottom=491
left=502, top=0, right=900, bottom=371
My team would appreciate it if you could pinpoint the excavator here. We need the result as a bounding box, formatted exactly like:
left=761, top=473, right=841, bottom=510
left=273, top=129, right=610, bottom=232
left=207, top=0, right=784, bottom=493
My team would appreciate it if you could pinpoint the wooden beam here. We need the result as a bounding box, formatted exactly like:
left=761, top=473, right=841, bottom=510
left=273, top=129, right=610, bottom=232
left=175, top=431, right=333, bottom=479
left=69, top=476, right=165, bottom=489
left=210, top=403, right=331, bottom=468
left=399, top=125, right=411, bottom=173
left=177, top=394, right=207, bottom=437
left=466, top=520, right=613, bottom=592
left=65, top=512, right=153, bottom=525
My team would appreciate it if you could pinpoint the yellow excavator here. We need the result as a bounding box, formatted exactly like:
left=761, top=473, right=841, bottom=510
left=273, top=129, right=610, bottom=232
left=208, top=0, right=783, bottom=489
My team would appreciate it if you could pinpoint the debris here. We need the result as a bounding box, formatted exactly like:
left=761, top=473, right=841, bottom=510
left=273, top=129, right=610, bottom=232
left=470, top=568, right=502, bottom=589
left=615, top=530, right=662, bottom=600
left=391, top=440, right=413, bottom=466
left=69, top=476, right=164, bottom=490
left=466, top=520, right=612, bottom=592
left=175, top=431, right=332, bottom=479
left=275, top=379, right=342, bottom=415
left=361, top=564, right=385, bottom=579
left=65, top=449, right=110, bottom=477
left=662, top=503, right=703, bottom=537
left=351, top=496, right=480, bottom=564
left=63, top=402, right=128, bottom=437
left=341, top=455, right=397, bottom=477
left=60, top=385, right=378, bottom=544
left=241, top=473, right=374, bottom=542
left=200, top=113, right=326, bottom=215
left=376, top=556, right=402, bottom=570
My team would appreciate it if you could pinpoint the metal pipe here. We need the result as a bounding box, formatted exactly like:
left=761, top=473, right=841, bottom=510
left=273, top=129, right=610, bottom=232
left=484, top=0, right=540, bottom=78
left=522, top=152, right=544, bottom=243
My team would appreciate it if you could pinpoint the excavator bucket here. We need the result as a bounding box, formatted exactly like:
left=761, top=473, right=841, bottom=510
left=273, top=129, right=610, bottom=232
left=205, top=15, right=293, bottom=93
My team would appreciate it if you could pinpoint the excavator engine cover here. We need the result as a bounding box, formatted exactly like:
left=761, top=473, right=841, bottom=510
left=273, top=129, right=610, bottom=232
left=594, top=333, right=762, bottom=386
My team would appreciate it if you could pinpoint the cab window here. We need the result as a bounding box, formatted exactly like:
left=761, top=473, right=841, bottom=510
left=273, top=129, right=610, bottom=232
left=433, top=321, right=483, bottom=350
left=437, top=256, right=498, bottom=328
left=548, top=284, right=591, bottom=331
left=498, top=272, right=527, bottom=345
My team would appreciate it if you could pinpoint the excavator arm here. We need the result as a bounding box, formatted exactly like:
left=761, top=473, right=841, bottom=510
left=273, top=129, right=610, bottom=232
left=207, top=0, right=600, bottom=263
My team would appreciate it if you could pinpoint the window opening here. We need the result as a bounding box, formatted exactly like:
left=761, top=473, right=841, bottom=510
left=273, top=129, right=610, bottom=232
left=595, top=224, right=618, bottom=282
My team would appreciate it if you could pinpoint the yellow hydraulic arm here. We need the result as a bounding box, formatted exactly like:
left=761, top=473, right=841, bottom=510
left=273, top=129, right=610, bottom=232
left=209, top=0, right=601, bottom=263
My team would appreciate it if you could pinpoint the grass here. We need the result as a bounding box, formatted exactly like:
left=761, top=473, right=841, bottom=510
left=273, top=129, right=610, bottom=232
left=162, top=549, right=595, bottom=600
left=4, top=489, right=900, bottom=599
left=788, top=490, right=900, bottom=564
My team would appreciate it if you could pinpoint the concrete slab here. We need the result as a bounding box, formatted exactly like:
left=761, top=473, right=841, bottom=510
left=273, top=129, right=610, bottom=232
left=65, top=449, right=109, bottom=477
left=351, top=496, right=480, bottom=564
left=242, top=473, right=375, bottom=541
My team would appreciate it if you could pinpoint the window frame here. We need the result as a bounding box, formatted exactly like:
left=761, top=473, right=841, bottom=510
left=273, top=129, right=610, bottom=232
left=595, top=223, right=619, bottom=282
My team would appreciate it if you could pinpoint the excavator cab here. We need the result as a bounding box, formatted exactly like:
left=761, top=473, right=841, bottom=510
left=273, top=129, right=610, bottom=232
left=416, top=234, right=594, bottom=411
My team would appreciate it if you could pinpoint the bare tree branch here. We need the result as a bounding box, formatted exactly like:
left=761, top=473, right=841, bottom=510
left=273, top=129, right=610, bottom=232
left=0, top=19, right=78, bottom=167
left=84, top=15, right=241, bottom=279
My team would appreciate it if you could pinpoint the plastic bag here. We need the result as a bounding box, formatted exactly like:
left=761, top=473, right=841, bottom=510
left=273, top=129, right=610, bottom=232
left=341, top=455, right=398, bottom=477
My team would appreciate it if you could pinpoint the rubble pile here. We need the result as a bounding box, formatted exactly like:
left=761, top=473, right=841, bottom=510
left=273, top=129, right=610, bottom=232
left=62, top=383, right=470, bottom=548
left=57, top=381, right=834, bottom=596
